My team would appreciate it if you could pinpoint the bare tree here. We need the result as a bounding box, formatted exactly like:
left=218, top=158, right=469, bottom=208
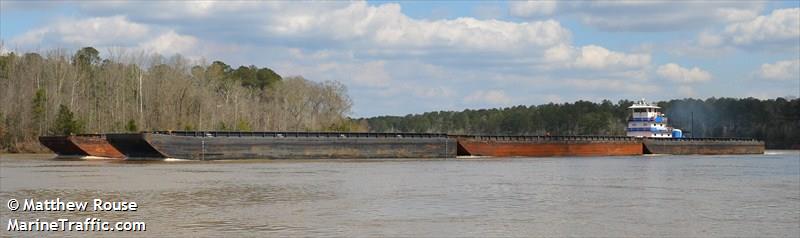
left=0, top=48, right=356, bottom=152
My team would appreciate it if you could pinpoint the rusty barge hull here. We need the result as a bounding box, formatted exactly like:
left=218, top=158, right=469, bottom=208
left=39, top=136, right=86, bottom=157
left=643, top=138, right=765, bottom=155
left=38, top=135, right=124, bottom=158
left=455, top=135, right=643, bottom=157
left=106, top=131, right=457, bottom=160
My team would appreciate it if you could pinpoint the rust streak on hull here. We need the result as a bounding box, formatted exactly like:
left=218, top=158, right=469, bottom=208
left=71, top=135, right=125, bottom=158
left=38, top=135, right=125, bottom=158
left=456, top=137, right=643, bottom=157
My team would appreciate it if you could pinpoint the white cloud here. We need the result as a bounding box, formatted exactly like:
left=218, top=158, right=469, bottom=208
left=657, top=63, right=712, bottom=83
left=9, top=1, right=659, bottom=72
left=464, top=90, right=512, bottom=105
left=277, top=49, right=394, bottom=88
left=8, top=15, right=203, bottom=57
left=542, top=44, right=650, bottom=70
left=677, top=7, right=799, bottom=56
left=716, top=7, right=760, bottom=22
left=11, top=16, right=150, bottom=47
left=266, top=2, right=571, bottom=53
left=573, top=45, right=650, bottom=70
left=76, top=1, right=571, bottom=54
left=510, top=1, right=763, bottom=31
left=8, top=28, right=48, bottom=46
left=724, top=8, right=800, bottom=47
left=757, top=59, right=800, bottom=81
left=543, top=44, right=573, bottom=63
left=138, top=30, right=198, bottom=56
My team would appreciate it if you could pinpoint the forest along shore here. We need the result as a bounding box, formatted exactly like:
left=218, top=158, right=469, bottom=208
left=1, top=47, right=360, bottom=153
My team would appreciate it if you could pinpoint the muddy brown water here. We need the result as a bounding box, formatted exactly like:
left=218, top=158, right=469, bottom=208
left=1, top=152, right=798, bottom=237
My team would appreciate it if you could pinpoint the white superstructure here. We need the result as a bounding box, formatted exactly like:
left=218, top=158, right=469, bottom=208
left=627, top=99, right=675, bottom=138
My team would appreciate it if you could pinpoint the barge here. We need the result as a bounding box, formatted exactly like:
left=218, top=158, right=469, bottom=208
left=106, top=131, right=457, bottom=160
left=39, top=134, right=124, bottom=158
left=643, top=138, right=764, bottom=155
left=454, top=135, right=643, bottom=157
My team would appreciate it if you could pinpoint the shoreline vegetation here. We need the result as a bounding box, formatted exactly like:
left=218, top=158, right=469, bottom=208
left=1, top=47, right=798, bottom=152
left=1, top=47, right=359, bottom=153
left=366, top=98, right=799, bottom=149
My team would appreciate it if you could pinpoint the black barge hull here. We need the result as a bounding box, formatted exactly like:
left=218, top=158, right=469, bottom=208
left=643, top=138, right=764, bottom=155
left=106, top=131, right=457, bottom=160
left=39, top=136, right=88, bottom=157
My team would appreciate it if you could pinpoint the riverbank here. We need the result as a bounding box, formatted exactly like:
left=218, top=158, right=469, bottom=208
left=1, top=141, right=48, bottom=153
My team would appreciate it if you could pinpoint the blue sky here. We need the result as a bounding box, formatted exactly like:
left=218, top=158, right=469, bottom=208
left=2, top=1, right=798, bottom=117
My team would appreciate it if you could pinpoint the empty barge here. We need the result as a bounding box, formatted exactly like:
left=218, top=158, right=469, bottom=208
left=105, top=131, right=457, bottom=160
left=643, top=138, right=764, bottom=155
left=39, top=135, right=124, bottom=158
left=455, top=135, right=643, bottom=157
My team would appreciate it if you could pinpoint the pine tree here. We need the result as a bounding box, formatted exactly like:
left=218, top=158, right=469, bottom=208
left=125, top=119, right=138, bottom=132
left=31, top=88, right=46, bottom=135
left=51, top=105, right=83, bottom=135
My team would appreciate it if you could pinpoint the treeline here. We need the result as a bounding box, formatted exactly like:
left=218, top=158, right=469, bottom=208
left=0, top=47, right=361, bottom=152
left=365, top=98, right=800, bottom=149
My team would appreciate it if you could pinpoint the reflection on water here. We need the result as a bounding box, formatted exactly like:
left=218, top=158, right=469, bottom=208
left=1, top=152, right=799, bottom=237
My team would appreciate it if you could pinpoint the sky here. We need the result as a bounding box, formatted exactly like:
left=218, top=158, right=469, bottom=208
left=1, top=1, right=799, bottom=117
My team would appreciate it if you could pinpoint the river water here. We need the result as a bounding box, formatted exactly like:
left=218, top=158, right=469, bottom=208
left=1, top=152, right=798, bottom=237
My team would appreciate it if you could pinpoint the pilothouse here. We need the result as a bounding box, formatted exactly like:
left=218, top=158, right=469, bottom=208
left=627, top=99, right=682, bottom=138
